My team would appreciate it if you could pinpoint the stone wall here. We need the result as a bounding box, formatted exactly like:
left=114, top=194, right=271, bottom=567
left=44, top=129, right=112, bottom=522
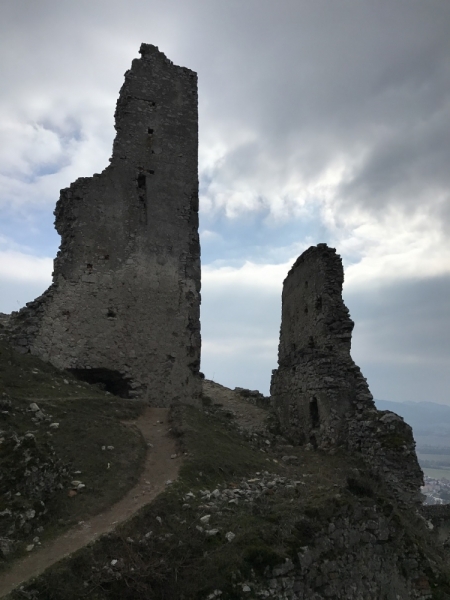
left=270, top=244, right=423, bottom=506
left=244, top=506, right=437, bottom=599
left=7, top=44, right=201, bottom=406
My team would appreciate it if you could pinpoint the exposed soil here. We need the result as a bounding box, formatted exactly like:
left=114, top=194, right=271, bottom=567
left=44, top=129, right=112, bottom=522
left=0, top=407, right=179, bottom=598
left=202, top=380, right=269, bottom=433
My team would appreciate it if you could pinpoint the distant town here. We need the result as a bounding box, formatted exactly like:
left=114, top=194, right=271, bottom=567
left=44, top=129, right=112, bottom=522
left=422, top=475, right=450, bottom=505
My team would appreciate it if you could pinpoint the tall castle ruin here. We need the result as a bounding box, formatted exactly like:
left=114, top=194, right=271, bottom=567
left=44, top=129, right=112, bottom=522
left=7, top=44, right=201, bottom=406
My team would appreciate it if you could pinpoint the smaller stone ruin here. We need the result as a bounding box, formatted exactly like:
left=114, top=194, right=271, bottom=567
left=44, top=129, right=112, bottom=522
left=271, top=243, right=423, bottom=506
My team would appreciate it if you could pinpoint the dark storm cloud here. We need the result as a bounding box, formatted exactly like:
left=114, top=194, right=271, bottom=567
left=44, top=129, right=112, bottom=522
left=337, top=87, right=450, bottom=217
left=347, top=275, right=450, bottom=403
left=190, top=0, right=450, bottom=228
left=349, top=275, right=450, bottom=362
left=2, top=0, right=449, bottom=223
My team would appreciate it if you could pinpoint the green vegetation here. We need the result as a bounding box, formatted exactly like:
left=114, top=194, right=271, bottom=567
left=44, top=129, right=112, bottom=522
left=3, top=403, right=370, bottom=600
left=380, top=432, right=409, bottom=450
left=2, top=339, right=450, bottom=599
left=0, top=340, right=147, bottom=567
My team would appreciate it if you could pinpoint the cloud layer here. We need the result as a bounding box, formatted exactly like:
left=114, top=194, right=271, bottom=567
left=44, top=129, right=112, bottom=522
left=1, top=0, right=449, bottom=403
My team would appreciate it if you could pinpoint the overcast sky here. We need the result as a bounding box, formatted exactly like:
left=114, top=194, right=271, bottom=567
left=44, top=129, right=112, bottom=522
left=1, top=0, right=449, bottom=403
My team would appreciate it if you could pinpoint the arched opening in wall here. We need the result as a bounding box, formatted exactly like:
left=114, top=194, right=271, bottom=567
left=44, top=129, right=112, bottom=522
left=309, top=397, right=320, bottom=429
left=69, top=368, right=132, bottom=398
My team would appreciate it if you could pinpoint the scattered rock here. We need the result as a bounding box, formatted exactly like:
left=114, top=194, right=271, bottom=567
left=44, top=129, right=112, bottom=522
left=206, top=528, right=219, bottom=536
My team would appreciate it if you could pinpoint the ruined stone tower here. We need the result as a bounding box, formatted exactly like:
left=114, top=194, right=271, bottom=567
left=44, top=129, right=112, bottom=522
left=270, top=244, right=357, bottom=448
left=271, top=244, right=423, bottom=506
left=8, top=44, right=201, bottom=406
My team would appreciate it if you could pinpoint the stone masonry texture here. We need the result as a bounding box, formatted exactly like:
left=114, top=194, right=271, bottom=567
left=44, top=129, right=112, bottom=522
left=270, top=244, right=424, bottom=507
left=7, top=44, right=201, bottom=406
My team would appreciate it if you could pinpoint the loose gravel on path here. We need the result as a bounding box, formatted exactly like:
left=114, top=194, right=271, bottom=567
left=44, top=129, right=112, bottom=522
left=0, top=407, right=179, bottom=598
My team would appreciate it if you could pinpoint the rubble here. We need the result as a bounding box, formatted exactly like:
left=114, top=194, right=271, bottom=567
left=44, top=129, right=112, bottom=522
left=271, top=244, right=423, bottom=508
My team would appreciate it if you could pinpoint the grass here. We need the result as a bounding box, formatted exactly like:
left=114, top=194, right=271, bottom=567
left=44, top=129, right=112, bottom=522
left=2, top=341, right=450, bottom=598
left=176, top=405, right=270, bottom=486
left=5, top=404, right=374, bottom=600
left=0, top=340, right=147, bottom=567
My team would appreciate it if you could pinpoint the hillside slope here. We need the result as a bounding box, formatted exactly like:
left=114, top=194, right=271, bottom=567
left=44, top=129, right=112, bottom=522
left=2, top=371, right=450, bottom=599
left=0, top=335, right=147, bottom=571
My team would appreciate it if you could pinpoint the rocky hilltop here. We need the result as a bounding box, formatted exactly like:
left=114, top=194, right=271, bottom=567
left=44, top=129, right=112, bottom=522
left=1, top=343, right=449, bottom=599
left=1, top=44, right=450, bottom=599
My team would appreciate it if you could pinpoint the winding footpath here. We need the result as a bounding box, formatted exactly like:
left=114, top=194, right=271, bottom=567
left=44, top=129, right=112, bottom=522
left=0, top=407, right=179, bottom=598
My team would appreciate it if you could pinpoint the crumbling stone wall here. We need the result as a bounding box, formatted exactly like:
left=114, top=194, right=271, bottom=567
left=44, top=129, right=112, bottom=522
left=271, top=244, right=423, bottom=506
left=8, top=44, right=201, bottom=406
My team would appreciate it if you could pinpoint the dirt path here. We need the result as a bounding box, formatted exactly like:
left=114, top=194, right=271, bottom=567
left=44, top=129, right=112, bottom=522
left=0, top=407, right=179, bottom=598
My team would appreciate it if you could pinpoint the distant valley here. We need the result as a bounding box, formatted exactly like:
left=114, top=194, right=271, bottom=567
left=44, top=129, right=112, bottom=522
left=375, top=399, right=450, bottom=479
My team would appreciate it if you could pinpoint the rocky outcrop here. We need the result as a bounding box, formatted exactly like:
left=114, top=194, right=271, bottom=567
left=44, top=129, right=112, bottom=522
left=7, top=45, right=201, bottom=406
left=271, top=244, right=423, bottom=507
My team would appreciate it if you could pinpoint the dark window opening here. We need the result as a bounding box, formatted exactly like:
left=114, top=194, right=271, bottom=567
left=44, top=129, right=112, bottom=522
left=104, top=254, right=109, bottom=260
left=310, top=397, right=320, bottom=429
left=86, top=263, right=93, bottom=270
left=69, top=368, right=131, bottom=398
left=148, top=128, right=154, bottom=134
left=304, top=306, right=308, bottom=314
left=137, top=174, right=146, bottom=189
left=305, top=280, right=308, bottom=288
left=149, top=169, right=155, bottom=175
left=308, top=336, right=315, bottom=348
left=107, top=309, right=116, bottom=318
